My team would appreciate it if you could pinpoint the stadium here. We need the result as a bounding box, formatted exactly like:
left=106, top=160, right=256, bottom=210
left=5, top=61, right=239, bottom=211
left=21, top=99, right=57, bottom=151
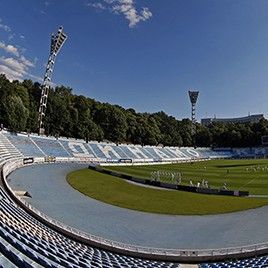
left=1, top=3, right=268, bottom=267
left=1, top=130, right=268, bottom=268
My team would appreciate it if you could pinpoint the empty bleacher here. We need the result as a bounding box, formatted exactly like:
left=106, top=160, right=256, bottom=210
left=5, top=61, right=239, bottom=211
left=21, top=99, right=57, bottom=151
left=0, top=131, right=234, bottom=161
left=1, top=130, right=268, bottom=267
left=199, top=256, right=268, bottom=268
left=31, top=136, right=70, bottom=157
left=0, top=187, right=180, bottom=267
left=3, top=132, right=44, bottom=157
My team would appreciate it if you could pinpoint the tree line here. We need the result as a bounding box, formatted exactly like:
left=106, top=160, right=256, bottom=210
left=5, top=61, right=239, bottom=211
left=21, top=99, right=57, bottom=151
left=0, top=74, right=268, bottom=148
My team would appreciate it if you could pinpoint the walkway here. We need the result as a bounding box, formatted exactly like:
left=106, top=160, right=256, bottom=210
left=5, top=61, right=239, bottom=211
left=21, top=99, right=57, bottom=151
left=7, top=163, right=268, bottom=250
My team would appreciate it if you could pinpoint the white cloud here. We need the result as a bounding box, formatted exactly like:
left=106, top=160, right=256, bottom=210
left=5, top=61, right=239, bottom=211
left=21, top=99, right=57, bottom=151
left=0, top=56, right=36, bottom=81
left=0, top=18, right=11, bottom=32
left=87, top=2, right=106, bottom=10
left=8, top=33, right=15, bottom=40
left=20, top=55, right=35, bottom=67
left=88, top=0, right=152, bottom=27
left=0, top=19, right=37, bottom=81
left=0, top=57, right=26, bottom=74
left=0, top=41, right=20, bottom=57
left=0, top=64, right=24, bottom=81
left=141, top=7, right=152, bottom=20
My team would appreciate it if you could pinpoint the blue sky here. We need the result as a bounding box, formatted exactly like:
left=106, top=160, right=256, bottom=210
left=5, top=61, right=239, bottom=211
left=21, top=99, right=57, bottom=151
left=1, top=0, right=268, bottom=121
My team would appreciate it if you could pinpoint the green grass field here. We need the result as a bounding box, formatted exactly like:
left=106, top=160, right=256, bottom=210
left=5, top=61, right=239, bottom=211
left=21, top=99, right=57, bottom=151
left=103, top=159, right=268, bottom=195
left=67, top=159, right=268, bottom=215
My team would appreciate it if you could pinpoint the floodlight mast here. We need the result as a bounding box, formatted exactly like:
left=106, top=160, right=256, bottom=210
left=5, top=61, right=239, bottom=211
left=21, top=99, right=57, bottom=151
left=188, top=90, right=199, bottom=135
left=188, top=90, right=199, bottom=123
left=38, top=26, right=67, bottom=135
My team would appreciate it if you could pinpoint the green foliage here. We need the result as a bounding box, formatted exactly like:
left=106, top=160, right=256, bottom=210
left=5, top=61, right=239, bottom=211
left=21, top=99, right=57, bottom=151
left=1, top=73, right=268, bottom=147
left=3, top=95, right=29, bottom=131
left=94, top=105, right=127, bottom=142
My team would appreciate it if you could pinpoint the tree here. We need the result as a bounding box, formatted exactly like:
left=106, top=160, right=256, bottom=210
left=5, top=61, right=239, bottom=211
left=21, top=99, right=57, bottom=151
left=196, top=126, right=212, bottom=147
left=3, top=95, right=29, bottom=132
left=2, top=73, right=268, bottom=148
left=178, top=119, right=193, bottom=146
left=95, top=105, right=127, bottom=142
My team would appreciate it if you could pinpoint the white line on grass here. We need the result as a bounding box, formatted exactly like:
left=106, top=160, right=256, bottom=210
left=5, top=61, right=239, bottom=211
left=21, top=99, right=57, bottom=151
left=238, top=178, right=257, bottom=191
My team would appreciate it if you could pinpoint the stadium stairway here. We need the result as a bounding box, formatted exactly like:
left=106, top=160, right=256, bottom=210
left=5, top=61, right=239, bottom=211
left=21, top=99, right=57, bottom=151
left=0, top=133, right=23, bottom=166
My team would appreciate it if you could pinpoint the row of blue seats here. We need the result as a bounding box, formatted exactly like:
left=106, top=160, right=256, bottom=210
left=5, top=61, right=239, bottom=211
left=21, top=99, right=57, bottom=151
left=0, top=186, right=180, bottom=268
left=5, top=130, right=268, bottom=161
left=200, top=255, right=268, bottom=268
left=3, top=131, right=233, bottom=160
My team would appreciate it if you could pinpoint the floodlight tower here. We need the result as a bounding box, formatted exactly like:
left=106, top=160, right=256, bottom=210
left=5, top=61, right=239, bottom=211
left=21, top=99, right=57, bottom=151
left=188, top=91, right=199, bottom=138
left=38, top=26, right=67, bottom=135
left=188, top=90, right=199, bottom=124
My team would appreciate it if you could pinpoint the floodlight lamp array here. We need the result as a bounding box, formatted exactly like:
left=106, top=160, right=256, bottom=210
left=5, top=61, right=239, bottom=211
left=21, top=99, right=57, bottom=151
left=50, top=27, right=67, bottom=56
left=188, top=91, right=199, bottom=105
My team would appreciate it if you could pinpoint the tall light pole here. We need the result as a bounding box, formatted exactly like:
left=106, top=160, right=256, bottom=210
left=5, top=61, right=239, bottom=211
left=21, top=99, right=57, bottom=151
left=188, top=90, right=199, bottom=123
left=188, top=90, right=199, bottom=137
left=38, top=26, right=67, bottom=135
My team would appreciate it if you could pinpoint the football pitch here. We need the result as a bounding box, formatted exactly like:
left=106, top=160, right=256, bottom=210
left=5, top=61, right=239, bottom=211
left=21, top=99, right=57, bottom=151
left=67, top=159, right=268, bottom=215
left=104, top=159, right=268, bottom=195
